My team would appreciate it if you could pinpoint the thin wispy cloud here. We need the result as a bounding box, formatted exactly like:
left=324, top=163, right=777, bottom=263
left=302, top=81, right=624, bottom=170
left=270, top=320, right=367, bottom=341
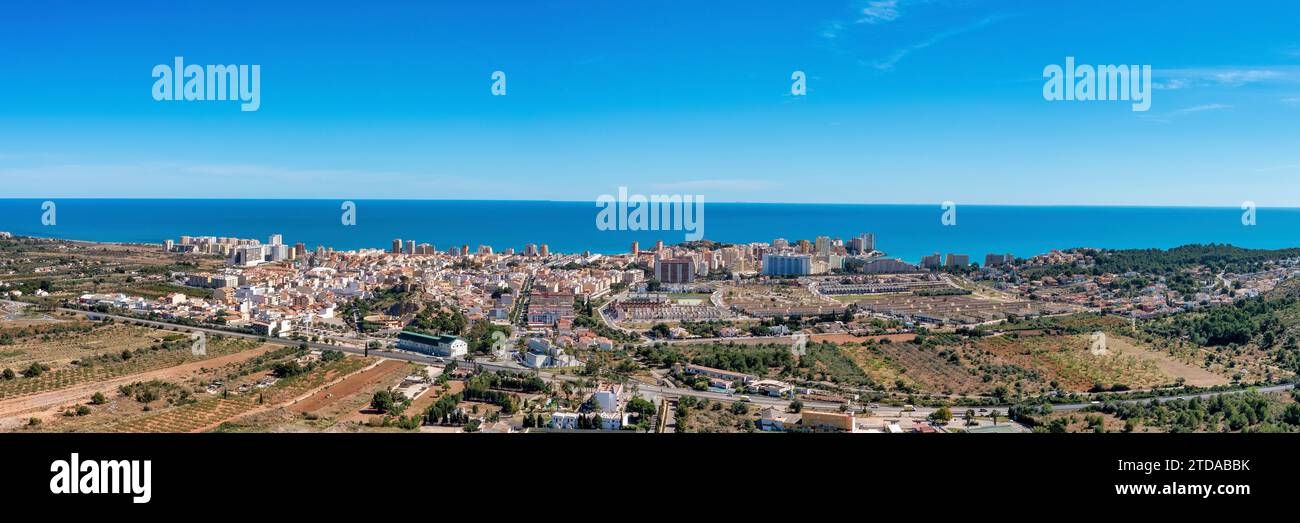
left=1154, top=67, right=1299, bottom=89
left=821, top=0, right=917, bottom=40
left=820, top=21, right=845, bottom=40
left=1139, top=103, right=1232, bottom=123
left=1213, top=69, right=1283, bottom=86
left=817, top=0, right=1007, bottom=71
left=1153, top=78, right=1190, bottom=91
left=858, top=0, right=901, bottom=24
left=871, top=14, right=1008, bottom=71
left=1170, top=103, right=1232, bottom=115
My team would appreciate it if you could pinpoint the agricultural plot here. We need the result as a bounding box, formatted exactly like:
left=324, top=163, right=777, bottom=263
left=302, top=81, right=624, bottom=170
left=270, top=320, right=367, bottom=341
left=794, top=344, right=876, bottom=388
left=839, top=342, right=991, bottom=396
left=975, top=333, right=1192, bottom=392
left=0, top=322, right=167, bottom=369
left=291, top=359, right=408, bottom=417
left=828, top=328, right=1230, bottom=397
left=0, top=336, right=257, bottom=400
left=991, top=313, right=1132, bottom=334
left=104, top=397, right=252, bottom=433
left=100, top=355, right=372, bottom=433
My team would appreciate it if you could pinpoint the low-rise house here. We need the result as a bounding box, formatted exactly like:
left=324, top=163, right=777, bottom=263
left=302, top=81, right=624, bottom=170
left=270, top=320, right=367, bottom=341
left=749, top=379, right=794, bottom=397
left=550, top=412, right=579, bottom=430
left=598, top=412, right=623, bottom=430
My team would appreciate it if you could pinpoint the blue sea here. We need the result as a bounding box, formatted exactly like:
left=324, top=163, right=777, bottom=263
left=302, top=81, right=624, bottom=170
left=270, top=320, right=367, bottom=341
left=1, top=199, right=1297, bottom=264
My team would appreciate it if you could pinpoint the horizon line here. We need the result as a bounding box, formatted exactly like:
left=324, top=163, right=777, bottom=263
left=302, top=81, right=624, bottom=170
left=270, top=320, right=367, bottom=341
left=0, top=197, right=1290, bottom=210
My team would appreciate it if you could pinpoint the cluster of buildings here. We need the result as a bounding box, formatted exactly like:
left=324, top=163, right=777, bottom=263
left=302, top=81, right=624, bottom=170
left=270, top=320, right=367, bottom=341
left=78, top=252, right=352, bottom=338
left=103, top=231, right=1300, bottom=356
left=677, top=364, right=798, bottom=397
left=976, top=248, right=1300, bottom=318
left=549, top=382, right=628, bottom=430
left=630, top=233, right=914, bottom=281
left=759, top=234, right=863, bottom=276
left=167, top=234, right=305, bottom=267
left=520, top=337, right=583, bottom=368
left=386, top=238, right=560, bottom=258
left=608, top=293, right=732, bottom=322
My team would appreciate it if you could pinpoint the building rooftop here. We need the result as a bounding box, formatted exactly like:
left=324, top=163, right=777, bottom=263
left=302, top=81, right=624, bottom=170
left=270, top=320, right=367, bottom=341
left=398, top=330, right=462, bottom=344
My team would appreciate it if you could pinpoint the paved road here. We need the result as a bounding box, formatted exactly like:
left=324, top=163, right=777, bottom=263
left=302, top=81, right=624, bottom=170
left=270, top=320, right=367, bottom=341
left=1048, top=383, right=1296, bottom=412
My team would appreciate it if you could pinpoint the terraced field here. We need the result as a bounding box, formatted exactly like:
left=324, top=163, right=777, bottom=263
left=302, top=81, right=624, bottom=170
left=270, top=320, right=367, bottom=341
left=101, top=355, right=373, bottom=433
left=108, top=397, right=253, bottom=433
left=0, top=337, right=256, bottom=400
left=0, top=322, right=167, bottom=369
left=840, top=342, right=991, bottom=395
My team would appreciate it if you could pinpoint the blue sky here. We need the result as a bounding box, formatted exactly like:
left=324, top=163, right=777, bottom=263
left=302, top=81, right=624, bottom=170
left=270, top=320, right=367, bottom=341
left=1, top=0, right=1299, bottom=205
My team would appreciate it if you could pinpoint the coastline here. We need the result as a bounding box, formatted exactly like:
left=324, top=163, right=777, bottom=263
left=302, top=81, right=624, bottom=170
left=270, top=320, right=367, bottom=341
left=4, top=199, right=1300, bottom=263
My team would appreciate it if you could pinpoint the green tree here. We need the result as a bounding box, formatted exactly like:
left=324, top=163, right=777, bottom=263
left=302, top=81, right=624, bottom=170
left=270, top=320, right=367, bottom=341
left=23, top=362, right=49, bottom=378
left=626, top=396, right=656, bottom=418
left=371, top=389, right=396, bottom=413
left=648, top=323, right=672, bottom=339
left=929, top=406, right=953, bottom=424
